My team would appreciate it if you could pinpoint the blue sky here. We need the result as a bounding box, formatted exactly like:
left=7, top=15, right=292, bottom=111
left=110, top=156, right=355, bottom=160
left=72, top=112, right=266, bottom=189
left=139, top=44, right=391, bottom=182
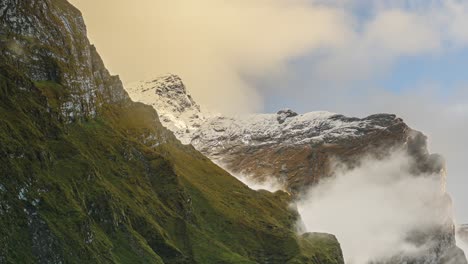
left=382, top=48, right=468, bottom=94
left=262, top=47, right=468, bottom=113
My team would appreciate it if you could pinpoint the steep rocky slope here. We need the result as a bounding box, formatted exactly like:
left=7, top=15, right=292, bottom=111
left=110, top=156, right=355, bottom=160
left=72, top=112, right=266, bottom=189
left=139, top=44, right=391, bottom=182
left=0, top=1, right=345, bottom=263
left=127, top=75, right=467, bottom=263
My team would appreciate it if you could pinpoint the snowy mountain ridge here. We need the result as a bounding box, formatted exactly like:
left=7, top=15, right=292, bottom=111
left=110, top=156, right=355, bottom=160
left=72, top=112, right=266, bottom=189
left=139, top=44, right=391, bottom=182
left=125, top=74, right=395, bottom=149
left=125, top=74, right=414, bottom=192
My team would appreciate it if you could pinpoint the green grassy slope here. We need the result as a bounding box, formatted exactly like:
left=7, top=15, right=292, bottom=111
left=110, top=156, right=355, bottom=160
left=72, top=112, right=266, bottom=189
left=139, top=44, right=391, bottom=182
left=0, top=67, right=343, bottom=263
left=0, top=0, right=344, bottom=262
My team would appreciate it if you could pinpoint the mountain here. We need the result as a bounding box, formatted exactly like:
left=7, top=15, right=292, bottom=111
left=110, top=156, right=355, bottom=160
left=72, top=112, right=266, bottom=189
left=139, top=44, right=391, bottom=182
left=0, top=1, right=345, bottom=263
left=126, top=74, right=212, bottom=145
left=127, top=75, right=468, bottom=263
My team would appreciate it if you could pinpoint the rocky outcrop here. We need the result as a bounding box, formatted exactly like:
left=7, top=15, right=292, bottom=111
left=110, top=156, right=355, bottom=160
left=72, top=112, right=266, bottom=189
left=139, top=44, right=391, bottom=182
left=277, top=109, right=298, bottom=124
left=0, top=0, right=130, bottom=121
left=127, top=75, right=467, bottom=264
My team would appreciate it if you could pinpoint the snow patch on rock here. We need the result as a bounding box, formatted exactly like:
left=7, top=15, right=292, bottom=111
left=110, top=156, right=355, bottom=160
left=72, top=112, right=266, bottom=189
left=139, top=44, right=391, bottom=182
left=126, top=74, right=396, bottom=150
left=126, top=74, right=216, bottom=144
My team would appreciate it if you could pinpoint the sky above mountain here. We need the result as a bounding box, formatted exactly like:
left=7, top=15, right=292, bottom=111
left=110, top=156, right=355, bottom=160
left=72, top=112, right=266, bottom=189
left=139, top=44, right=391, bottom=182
left=69, top=0, right=468, bottom=223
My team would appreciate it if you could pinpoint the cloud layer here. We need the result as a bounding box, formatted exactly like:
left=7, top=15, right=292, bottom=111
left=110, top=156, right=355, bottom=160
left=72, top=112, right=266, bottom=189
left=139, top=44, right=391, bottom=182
left=297, top=151, right=451, bottom=263
left=70, top=0, right=468, bottom=113
left=69, top=0, right=352, bottom=113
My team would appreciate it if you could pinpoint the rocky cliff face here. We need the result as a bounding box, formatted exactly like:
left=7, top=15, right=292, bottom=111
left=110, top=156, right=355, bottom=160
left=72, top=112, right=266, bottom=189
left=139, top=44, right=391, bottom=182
left=126, top=74, right=211, bottom=144
left=0, top=1, right=345, bottom=263
left=127, top=75, right=467, bottom=264
left=0, top=0, right=129, bottom=121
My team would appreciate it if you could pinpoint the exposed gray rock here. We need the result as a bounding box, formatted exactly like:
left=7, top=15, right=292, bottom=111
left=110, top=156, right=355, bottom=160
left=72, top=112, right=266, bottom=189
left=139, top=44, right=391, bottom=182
left=277, top=108, right=298, bottom=124
left=0, top=0, right=130, bottom=121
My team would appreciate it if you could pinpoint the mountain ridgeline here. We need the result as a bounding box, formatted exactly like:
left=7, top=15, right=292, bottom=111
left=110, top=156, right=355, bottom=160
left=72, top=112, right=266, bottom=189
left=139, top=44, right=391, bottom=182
left=127, top=75, right=468, bottom=264
left=0, top=0, right=345, bottom=263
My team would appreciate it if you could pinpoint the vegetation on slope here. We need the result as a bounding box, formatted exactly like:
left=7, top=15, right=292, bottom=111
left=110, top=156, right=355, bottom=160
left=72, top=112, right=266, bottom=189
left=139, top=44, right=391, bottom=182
left=0, top=66, right=343, bottom=263
left=0, top=0, right=344, bottom=262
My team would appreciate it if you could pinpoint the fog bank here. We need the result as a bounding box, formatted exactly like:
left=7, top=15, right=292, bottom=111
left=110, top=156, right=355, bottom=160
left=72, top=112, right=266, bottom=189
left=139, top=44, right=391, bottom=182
left=296, top=151, right=450, bottom=263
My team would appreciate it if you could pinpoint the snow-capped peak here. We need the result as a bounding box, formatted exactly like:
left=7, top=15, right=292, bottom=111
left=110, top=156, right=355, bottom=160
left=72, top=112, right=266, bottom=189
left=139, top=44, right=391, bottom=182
left=125, top=74, right=213, bottom=144
left=127, top=74, right=198, bottom=113
left=126, top=74, right=402, bottom=149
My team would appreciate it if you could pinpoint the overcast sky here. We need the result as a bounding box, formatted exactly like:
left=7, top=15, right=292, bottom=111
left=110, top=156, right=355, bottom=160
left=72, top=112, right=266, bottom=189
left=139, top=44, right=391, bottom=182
left=69, top=0, right=467, bottom=223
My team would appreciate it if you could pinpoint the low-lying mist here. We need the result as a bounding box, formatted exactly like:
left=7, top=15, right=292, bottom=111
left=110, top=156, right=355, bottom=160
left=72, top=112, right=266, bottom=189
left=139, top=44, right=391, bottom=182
left=213, top=160, right=284, bottom=192
left=296, top=150, right=451, bottom=263
left=213, top=148, right=462, bottom=262
left=235, top=173, right=284, bottom=192
left=458, top=234, right=468, bottom=259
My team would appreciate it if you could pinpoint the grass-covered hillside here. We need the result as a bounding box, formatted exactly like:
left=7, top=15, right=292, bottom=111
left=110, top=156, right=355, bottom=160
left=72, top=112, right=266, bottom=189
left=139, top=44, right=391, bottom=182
left=0, top=0, right=344, bottom=263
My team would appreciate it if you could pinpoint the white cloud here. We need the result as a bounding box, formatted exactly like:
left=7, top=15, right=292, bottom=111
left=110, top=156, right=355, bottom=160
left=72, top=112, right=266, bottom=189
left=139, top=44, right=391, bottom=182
left=326, top=86, right=468, bottom=225
left=234, top=173, right=284, bottom=192
left=458, top=234, right=468, bottom=260
left=364, top=10, right=441, bottom=55
left=435, top=1, right=468, bottom=45
left=212, top=160, right=284, bottom=192
left=297, top=150, right=450, bottom=264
